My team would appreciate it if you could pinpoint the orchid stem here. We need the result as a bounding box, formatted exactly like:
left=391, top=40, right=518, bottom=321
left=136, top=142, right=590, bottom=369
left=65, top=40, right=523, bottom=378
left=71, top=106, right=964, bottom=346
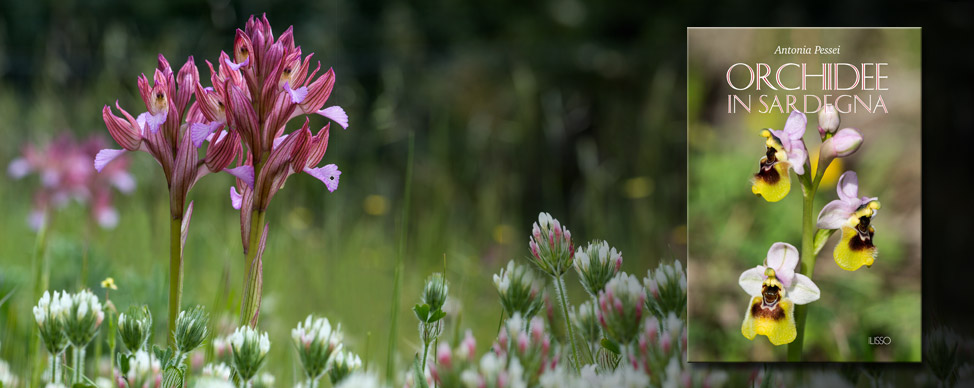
left=168, top=216, right=183, bottom=346
left=30, top=212, right=50, bottom=387
left=788, top=160, right=829, bottom=361
left=240, top=209, right=266, bottom=327
left=555, top=276, right=581, bottom=373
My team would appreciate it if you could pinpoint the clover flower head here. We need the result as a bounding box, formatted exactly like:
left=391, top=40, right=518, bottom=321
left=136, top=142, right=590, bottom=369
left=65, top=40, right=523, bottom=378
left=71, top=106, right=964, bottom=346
left=574, top=240, right=623, bottom=298
left=174, top=305, right=210, bottom=353
left=123, top=349, right=161, bottom=388
left=201, top=362, right=233, bottom=381
left=643, top=260, right=687, bottom=318
left=33, top=290, right=71, bottom=354
left=597, top=272, right=647, bottom=345
left=817, top=171, right=881, bottom=271
left=571, top=300, right=602, bottom=346
left=328, top=349, right=363, bottom=386
left=0, top=360, right=18, bottom=388
left=63, top=289, right=104, bottom=347
left=291, top=315, right=344, bottom=380
left=429, top=330, right=478, bottom=387
left=739, top=243, right=821, bottom=345
left=752, top=110, right=809, bottom=202
left=422, top=273, right=449, bottom=313
left=335, top=372, right=383, bottom=388
left=493, top=313, right=553, bottom=385
left=229, top=326, right=270, bottom=381
left=493, top=260, right=545, bottom=320
left=118, top=305, right=152, bottom=354
left=528, top=212, right=574, bottom=277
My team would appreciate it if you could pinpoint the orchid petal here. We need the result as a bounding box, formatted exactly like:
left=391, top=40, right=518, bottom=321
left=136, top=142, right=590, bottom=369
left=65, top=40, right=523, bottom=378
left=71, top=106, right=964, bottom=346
left=787, top=274, right=820, bottom=305
left=836, top=171, right=859, bottom=203
left=738, top=267, right=765, bottom=297
left=96, top=207, right=120, bottom=229
left=224, top=56, right=250, bottom=71
left=765, top=242, right=797, bottom=288
left=230, top=186, right=242, bottom=210
left=110, top=172, right=137, bottom=194
left=782, top=110, right=807, bottom=140
left=226, top=165, right=255, bottom=189
left=283, top=81, right=308, bottom=104
left=272, top=134, right=289, bottom=150
left=816, top=199, right=857, bottom=229
left=137, top=111, right=168, bottom=134
left=94, top=149, right=127, bottom=173
left=190, top=121, right=223, bottom=148
left=8, top=158, right=30, bottom=179
left=304, top=164, right=341, bottom=192
left=788, top=142, right=807, bottom=175
left=316, top=106, right=349, bottom=129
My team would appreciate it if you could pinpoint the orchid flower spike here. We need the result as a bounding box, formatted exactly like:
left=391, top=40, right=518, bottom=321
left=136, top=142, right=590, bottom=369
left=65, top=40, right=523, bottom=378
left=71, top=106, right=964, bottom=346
left=816, top=171, right=881, bottom=271
left=739, top=243, right=820, bottom=346
left=752, top=110, right=809, bottom=202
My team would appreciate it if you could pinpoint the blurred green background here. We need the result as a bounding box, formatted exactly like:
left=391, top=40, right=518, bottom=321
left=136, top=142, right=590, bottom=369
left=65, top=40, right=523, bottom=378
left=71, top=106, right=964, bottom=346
left=687, top=28, right=921, bottom=362
left=0, top=0, right=685, bottom=381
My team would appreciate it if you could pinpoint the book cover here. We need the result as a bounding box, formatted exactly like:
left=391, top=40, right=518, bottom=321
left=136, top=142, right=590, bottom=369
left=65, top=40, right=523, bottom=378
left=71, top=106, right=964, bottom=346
left=687, top=28, right=921, bottom=362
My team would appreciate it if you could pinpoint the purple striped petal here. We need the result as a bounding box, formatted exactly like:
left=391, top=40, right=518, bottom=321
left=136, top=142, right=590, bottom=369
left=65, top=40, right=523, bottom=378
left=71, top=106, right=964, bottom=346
left=224, top=56, right=250, bottom=71
left=138, top=111, right=168, bottom=134
left=94, top=149, right=127, bottom=173
left=230, top=186, right=242, bottom=210
left=190, top=121, right=223, bottom=148
left=304, top=164, right=341, bottom=192
left=316, top=106, right=348, bottom=129
left=283, top=81, right=308, bottom=104
left=225, top=165, right=255, bottom=189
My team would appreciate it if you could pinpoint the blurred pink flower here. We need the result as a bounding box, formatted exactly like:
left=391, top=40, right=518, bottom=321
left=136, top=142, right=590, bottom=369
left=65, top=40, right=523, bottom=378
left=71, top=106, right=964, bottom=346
left=8, top=134, right=135, bottom=230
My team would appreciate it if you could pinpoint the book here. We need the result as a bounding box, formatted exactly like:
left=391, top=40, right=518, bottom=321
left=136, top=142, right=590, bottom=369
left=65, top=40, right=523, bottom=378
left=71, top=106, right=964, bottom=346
left=686, top=28, right=921, bottom=362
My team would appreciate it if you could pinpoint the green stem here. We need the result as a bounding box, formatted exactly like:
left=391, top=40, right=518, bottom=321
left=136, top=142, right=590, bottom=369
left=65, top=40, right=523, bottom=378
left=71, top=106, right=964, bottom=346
left=788, top=159, right=830, bottom=361
left=421, top=338, right=431, bottom=373
left=71, top=346, right=80, bottom=384
left=386, top=133, right=414, bottom=381
left=240, top=210, right=266, bottom=327
left=49, top=353, right=58, bottom=384
left=168, top=216, right=183, bottom=345
left=30, top=212, right=50, bottom=387
left=555, top=276, right=580, bottom=373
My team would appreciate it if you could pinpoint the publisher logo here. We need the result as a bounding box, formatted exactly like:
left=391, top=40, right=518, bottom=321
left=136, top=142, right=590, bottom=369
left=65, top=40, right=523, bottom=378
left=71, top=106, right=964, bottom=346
left=869, top=336, right=892, bottom=345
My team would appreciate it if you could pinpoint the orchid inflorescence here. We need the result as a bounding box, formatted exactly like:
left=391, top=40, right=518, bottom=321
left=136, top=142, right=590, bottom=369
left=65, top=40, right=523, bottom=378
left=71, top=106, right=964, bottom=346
left=9, top=134, right=135, bottom=230
left=742, top=106, right=880, bottom=357
left=94, top=13, right=350, bottom=349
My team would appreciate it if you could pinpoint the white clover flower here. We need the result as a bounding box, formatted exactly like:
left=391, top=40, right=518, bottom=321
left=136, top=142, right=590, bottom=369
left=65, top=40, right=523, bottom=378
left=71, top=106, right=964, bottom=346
left=201, top=362, right=233, bottom=381
left=597, top=273, right=647, bottom=345
left=229, top=326, right=270, bottom=382
left=493, top=260, right=544, bottom=320
left=335, top=372, right=384, bottom=388
left=0, top=360, right=19, bottom=388
left=63, top=290, right=103, bottom=348
left=528, top=212, right=574, bottom=277
left=573, top=240, right=623, bottom=298
left=292, top=315, right=343, bottom=381
left=192, top=378, right=235, bottom=388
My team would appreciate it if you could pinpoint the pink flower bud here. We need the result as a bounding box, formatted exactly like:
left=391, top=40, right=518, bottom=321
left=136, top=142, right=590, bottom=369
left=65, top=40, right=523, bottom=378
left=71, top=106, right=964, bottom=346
left=822, top=127, right=863, bottom=158
left=817, top=104, right=840, bottom=135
